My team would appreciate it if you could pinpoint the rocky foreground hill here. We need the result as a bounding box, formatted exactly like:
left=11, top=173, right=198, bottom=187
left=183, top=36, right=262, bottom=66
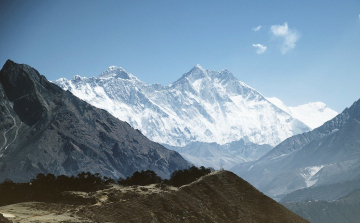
left=0, top=170, right=308, bottom=223
left=0, top=60, right=189, bottom=182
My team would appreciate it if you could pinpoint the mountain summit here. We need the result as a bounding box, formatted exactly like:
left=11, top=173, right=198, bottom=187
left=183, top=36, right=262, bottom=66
left=98, top=66, right=135, bottom=80
left=55, top=65, right=312, bottom=148
left=0, top=60, right=190, bottom=182
left=267, top=97, right=338, bottom=129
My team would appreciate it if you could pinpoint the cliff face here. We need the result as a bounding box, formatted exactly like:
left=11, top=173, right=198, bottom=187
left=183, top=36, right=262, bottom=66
left=0, top=60, right=190, bottom=182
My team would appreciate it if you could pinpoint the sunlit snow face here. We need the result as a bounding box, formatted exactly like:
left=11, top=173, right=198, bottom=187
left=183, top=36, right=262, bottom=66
left=53, top=65, right=328, bottom=150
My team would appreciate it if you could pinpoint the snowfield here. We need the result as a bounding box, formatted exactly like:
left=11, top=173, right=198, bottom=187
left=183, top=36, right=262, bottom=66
left=54, top=65, right=337, bottom=168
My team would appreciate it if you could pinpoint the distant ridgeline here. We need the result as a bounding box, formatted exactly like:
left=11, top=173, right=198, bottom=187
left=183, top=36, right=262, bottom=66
left=231, top=97, right=360, bottom=201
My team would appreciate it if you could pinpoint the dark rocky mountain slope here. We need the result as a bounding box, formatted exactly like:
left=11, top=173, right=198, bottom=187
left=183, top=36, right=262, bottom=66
left=0, top=60, right=190, bottom=182
left=281, top=176, right=360, bottom=203
left=231, top=98, right=360, bottom=200
left=283, top=189, right=360, bottom=223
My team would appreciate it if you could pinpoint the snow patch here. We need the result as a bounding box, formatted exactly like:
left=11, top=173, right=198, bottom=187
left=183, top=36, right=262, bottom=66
left=300, top=165, right=324, bottom=187
left=247, top=164, right=255, bottom=171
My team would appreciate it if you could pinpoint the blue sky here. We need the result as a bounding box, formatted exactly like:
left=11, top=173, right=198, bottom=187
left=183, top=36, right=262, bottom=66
left=1, top=0, right=359, bottom=112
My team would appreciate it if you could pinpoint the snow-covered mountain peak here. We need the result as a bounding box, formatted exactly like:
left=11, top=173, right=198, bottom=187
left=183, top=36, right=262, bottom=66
left=176, top=66, right=240, bottom=92
left=266, top=97, right=338, bottom=129
left=190, top=64, right=207, bottom=75
left=98, top=66, right=133, bottom=80
left=180, top=64, right=209, bottom=82
left=108, top=65, right=118, bottom=69
left=210, top=69, right=237, bottom=82
left=54, top=65, right=333, bottom=148
left=171, top=64, right=211, bottom=91
left=266, top=97, right=290, bottom=113
left=300, top=102, right=327, bottom=111
left=54, top=77, right=68, bottom=85
left=194, top=64, right=203, bottom=69
left=72, top=75, right=87, bottom=82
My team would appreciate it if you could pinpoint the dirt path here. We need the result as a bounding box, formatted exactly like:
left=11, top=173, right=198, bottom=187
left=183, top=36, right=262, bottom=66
left=0, top=202, right=93, bottom=223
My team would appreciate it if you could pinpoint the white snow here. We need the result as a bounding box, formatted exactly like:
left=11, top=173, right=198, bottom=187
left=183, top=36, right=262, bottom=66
left=53, top=65, right=327, bottom=168
left=300, top=165, right=324, bottom=187
left=267, top=97, right=338, bottom=129
left=54, top=65, right=336, bottom=167
left=289, top=102, right=338, bottom=129
left=247, top=164, right=255, bottom=171
left=54, top=66, right=314, bottom=147
left=266, top=97, right=290, bottom=114
left=270, top=153, right=290, bottom=160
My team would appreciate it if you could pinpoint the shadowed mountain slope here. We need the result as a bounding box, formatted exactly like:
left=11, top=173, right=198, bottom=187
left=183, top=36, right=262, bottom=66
left=283, top=189, right=360, bottom=223
left=0, top=60, right=190, bottom=182
left=231, top=98, right=360, bottom=199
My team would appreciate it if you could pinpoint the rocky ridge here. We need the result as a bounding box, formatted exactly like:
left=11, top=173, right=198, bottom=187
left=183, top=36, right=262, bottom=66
left=0, top=60, right=190, bottom=182
left=231, top=98, right=360, bottom=200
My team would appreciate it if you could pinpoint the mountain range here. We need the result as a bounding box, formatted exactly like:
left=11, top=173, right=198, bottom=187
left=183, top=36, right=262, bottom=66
left=54, top=65, right=337, bottom=168
left=0, top=60, right=190, bottom=182
left=0, top=59, right=355, bottom=221
left=231, top=97, right=360, bottom=200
